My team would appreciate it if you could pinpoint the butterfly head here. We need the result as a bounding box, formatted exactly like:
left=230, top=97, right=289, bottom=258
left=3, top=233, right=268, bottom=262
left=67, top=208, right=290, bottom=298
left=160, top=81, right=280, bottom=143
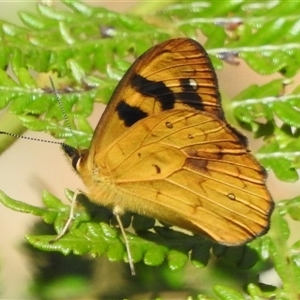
left=62, top=143, right=89, bottom=173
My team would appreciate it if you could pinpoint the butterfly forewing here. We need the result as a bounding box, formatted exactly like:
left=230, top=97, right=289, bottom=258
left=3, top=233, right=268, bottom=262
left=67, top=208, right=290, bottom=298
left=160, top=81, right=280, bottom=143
left=89, top=38, right=222, bottom=156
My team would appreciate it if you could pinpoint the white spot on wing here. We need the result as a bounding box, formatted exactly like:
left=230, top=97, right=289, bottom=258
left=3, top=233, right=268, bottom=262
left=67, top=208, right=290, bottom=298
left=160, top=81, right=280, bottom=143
left=188, top=79, right=198, bottom=90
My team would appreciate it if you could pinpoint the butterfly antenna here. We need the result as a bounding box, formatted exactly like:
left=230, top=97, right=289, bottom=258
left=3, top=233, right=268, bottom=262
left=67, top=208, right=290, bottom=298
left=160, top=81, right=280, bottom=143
left=48, top=78, right=83, bottom=241
left=49, top=77, right=78, bottom=149
left=0, top=131, right=65, bottom=146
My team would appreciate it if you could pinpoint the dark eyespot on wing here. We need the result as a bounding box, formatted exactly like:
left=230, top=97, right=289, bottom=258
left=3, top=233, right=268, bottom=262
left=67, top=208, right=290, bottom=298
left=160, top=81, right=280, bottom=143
left=165, top=121, right=173, bottom=129
left=116, top=100, right=148, bottom=127
left=153, top=164, right=161, bottom=174
left=131, top=74, right=175, bottom=110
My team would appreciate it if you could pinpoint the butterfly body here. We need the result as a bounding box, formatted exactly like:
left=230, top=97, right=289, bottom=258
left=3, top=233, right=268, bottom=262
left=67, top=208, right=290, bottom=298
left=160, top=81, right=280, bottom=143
left=65, top=38, right=273, bottom=246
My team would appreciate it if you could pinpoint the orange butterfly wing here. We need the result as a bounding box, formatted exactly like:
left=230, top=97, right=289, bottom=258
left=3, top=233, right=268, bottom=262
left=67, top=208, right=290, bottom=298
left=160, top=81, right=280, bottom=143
left=86, top=109, right=272, bottom=245
left=65, top=38, right=273, bottom=245
left=90, top=38, right=222, bottom=154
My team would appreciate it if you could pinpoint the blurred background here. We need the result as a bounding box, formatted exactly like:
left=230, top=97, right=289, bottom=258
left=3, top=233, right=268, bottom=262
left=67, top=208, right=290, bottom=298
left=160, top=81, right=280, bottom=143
left=0, top=1, right=299, bottom=299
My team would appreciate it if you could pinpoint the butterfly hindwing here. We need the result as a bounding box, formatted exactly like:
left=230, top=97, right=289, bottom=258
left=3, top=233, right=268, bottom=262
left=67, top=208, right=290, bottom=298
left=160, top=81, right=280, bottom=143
left=88, top=109, right=272, bottom=245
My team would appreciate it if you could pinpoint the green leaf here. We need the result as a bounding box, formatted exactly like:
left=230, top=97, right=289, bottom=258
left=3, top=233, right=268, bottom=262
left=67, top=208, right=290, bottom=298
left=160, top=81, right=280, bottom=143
left=0, top=190, right=46, bottom=216
left=258, top=137, right=299, bottom=182
left=144, top=245, right=168, bottom=267
left=213, top=284, right=245, bottom=300
left=167, top=249, right=188, bottom=270
left=18, top=11, right=52, bottom=30
left=272, top=101, right=300, bottom=127
left=278, top=196, right=300, bottom=221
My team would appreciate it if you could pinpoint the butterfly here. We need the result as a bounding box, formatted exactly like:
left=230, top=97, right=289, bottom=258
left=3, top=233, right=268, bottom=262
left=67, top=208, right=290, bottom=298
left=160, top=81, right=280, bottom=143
left=63, top=38, right=273, bottom=254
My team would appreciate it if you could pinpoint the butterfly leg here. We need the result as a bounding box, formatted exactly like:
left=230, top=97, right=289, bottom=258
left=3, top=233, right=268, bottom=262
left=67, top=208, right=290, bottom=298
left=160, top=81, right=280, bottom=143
left=51, top=189, right=81, bottom=242
left=113, top=211, right=136, bottom=276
